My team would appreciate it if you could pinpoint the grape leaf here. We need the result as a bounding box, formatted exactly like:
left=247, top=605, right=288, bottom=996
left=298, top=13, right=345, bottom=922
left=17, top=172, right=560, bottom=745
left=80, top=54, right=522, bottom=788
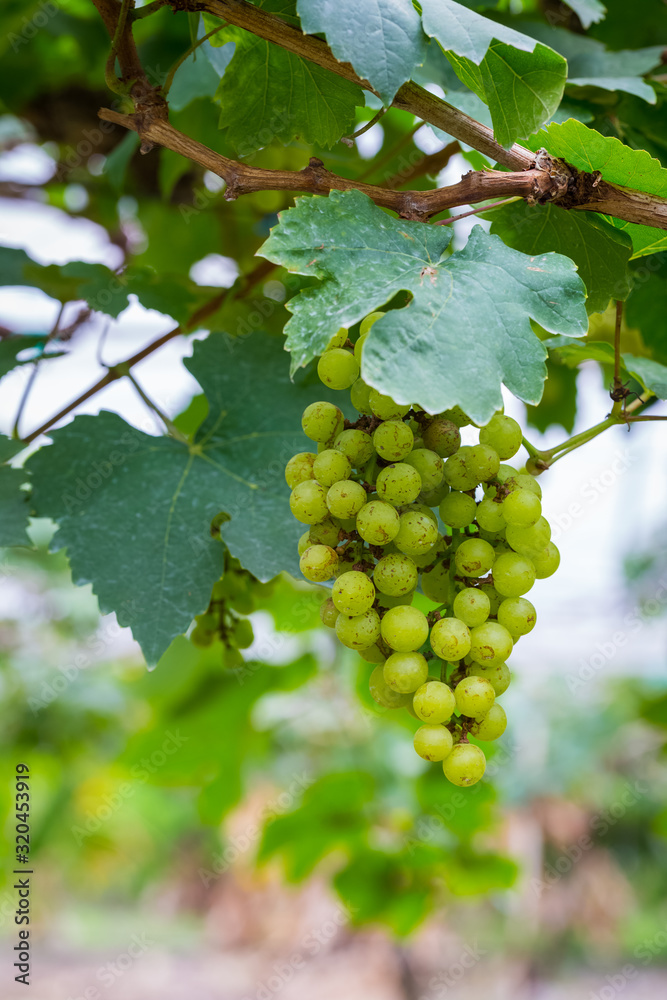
left=260, top=189, right=588, bottom=423
left=0, top=335, right=52, bottom=380
left=564, top=0, right=607, bottom=28
left=488, top=201, right=632, bottom=313
left=0, top=437, right=30, bottom=547
left=525, top=359, right=578, bottom=435
left=543, top=337, right=667, bottom=399
left=626, top=258, right=667, bottom=365
left=296, top=0, right=427, bottom=105
left=623, top=355, right=667, bottom=399
left=27, top=332, right=350, bottom=665
left=419, top=0, right=567, bottom=147
left=525, top=119, right=667, bottom=258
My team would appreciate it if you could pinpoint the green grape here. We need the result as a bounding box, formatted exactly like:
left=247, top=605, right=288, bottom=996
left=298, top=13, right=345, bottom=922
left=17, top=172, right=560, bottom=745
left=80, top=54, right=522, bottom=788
left=358, top=643, right=386, bottom=663
left=190, top=624, right=215, bottom=648
left=443, top=447, right=480, bottom=491
left=479, top=414, right=522, bottom=460
left=317, top=348, right=360, bottom=390
left=419, top=480, right=451, bottom=507
left=309, top=518, right=340, bottom=547
left=334, top=429, right=374, bottom=468
left=320, top=598, right=339, bottom=628
left=359, top=311, right=385, bottom=336
left=443, top=743, right=486, bottom=786
left=403, top=448, right=445, bottom=492
left=497, top=597, right=536, bottom=636
left=475, top=495, right=506, bottom=532
left=468, top=661, right=510, bottom=696
left=299, top=544, right=339, bottom=583
left=531, top=541, right=560, bottom=579
left=467, top=443, right=500, bottom=483
left=326, top=479, right=368, bottom=519
left=374, top=552, right=419, bottom=596
left=356, top=500, right=400, bottom=545
left=439, top=491, right=477, bottom=529
left=468, top=621, right=513, bottom=665
left=454, top=538, right=495, bottom=578
left=422, top=418, right=461, bottom=458
left=414, top=724, right=454, bottom=762
left=369, top=664, right=411, bottom=709
left=383, top=651, right=429, bottom=693
left=231, top=618, right=254, bottom=649
left=502, top=488, right=541, bottom=528
left=313, top=449, right=352, bottom=487
left=353, top=332, right=368, bottom=361
left=440, top=406, right=471, bottom=427
left=350, top=379, right=372, bottom=414
left=377, top=591, right=415, bottom=609
left=332, top=570, right=375, bottom=615
left=454, top=676, right=495, bottom=718
left=373, top=420, right=414, bottom=462
left=505, top=516, right=551, bottom=557
left=289, top=480, right=329, bottom=524
left=405, top=502, right=438, bottom=525
left=410, top=536, right=445, bottom=569
left=412, top=680, right=456, bottom=723
left=423, top=561, right=453, bottom=603
left=453, top=587, right=490, bottom=627
left=430, top=617, right=471, bottom=661
left=394, top=510, right=439, bottom=556
left=285, top=452, right=316, bottom=489
left=325, top=327, right=348, bottom=351
left=335, top=608, right=381, bottom=649
left=380, top=605, right=429, bottom=652
left=369, top=389, right=410, bottom=421
left=492, top=551, right=536, bottom=597
left=470, top=704, right=507, bottom=741
left=376, top=463, right=422, bottom=506
left=301, top=401, right=344, bottom=444
left=510, top=472, right=542, bottom=498
left=298, top=530, right=311, bottom=556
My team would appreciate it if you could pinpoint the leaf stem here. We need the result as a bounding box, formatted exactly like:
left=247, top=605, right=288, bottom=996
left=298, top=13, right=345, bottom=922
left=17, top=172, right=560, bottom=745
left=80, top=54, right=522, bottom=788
left=125, top=371, right=189, bottom=442
left=12, top=303, right=65, bottom=439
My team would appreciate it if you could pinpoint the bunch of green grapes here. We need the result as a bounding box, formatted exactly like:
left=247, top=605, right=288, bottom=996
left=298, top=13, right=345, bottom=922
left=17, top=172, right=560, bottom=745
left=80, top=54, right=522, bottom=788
left=285, top=313, right=560, bottom=788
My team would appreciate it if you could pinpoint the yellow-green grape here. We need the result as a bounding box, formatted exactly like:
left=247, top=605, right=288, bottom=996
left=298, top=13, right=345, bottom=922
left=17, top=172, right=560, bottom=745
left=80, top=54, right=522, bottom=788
left=369, top=389, right=410, bottom=421
left=440, top=406, right=471, bottom=428
left=410, top=536, right=445, bottom=569
left=313, top=449, right=352, bottom=487
left=190, top=617, right=216, bottom=648
left=360, top=311, right=385, bottom=336
left=380, top=605, right=429, bottom=652
left=317, top=348, right=360, bottom=390
left=358, top=643, right=386, bottom=663
left=508, top=472, right=542, bottom=498
left=443, top=447, right=479, bottom=491
left=475, top=495, right=506, bottom=532
left=468, top=661, right=511, bottom=696
left=335, top=608, right=381, bottom=649
left=531, top=541, right=560, bottom=578
left=231, top=618, right=254, bottom=649
left=454, top=538, right=495, bottom=577
left=374, top=552, right=419, bottom=596
left=502, top=488, right=541, bottom=528
left=454, top=675, right=495, bottom=718
left=356, top=500, right=400, bottom=545
left=467, top=443, right=500, bottom=483
left=373, top=420, right=414, bottom=461
left=299, top=544, right=339, bottom=583
left=422, top=418, right=461, bottom=458
left=453, top=587, right=490, bottom=627
left=443, top=743, right=486, bottom=786
left=439, top=491, right=477, bottom=529
left=377, top=591, right=415, bottom=609
left=369, top=664, right=411, bottom=708
left=285, top=452, right=316, bottom=489
left=470, top=704, right=507, bottom=741
left=468, top=621, right=513, bottom=665
left=326, top=479, right=368, bottom=519
left=289, top=480, right=329, bottom=524
left=376, top=463, right=422, bottom=506
left=479, top=413, right=522, bottom=460
left=394, top=509, right=439, bottom=556
left=412, top=680, right=456, bottom=723
left=497, top=597, right=536, bottom=636
left=298, top=531, right=311, bottom=556
left=334, top=428, right=374, bottom=467
left=302, top=401, right=344, bottom=443
left=353, top=332, right=368, bottom=361
left=309, top=518, right=340, bottom=547
left=383, top=651, right=429, bottom=692
left=320, top=598, right=339, bottom=628
left=414, top=724, right=454, bottom=762
left=505, top=516, right=550, bottom=557
left=419, top=480, right=451, bottom=506
left=430, top=617, right=471, bottom=661
left=421, top=561, right=452, bottom=603
left=325, top=327, right=348, bottom=351
left=350, top=379, right=372, bottom=414
left=332, top=570, right=375, bottom=615
left=492, top=551, right=536, bottom=597
left=405, top=502, right=438, bottom=525
left=403, top=448, right=444, bottom=492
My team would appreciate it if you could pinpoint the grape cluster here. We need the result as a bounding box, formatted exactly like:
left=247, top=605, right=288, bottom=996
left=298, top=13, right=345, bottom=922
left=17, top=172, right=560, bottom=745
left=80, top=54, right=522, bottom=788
left=285, top=313, right=560, bottom=788
left=191, top=553, right=272, bottom=666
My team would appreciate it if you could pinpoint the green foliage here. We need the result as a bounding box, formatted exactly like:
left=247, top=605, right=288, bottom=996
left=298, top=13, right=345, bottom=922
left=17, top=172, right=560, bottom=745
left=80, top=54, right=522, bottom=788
left=0, top=438, right=30, bottom=547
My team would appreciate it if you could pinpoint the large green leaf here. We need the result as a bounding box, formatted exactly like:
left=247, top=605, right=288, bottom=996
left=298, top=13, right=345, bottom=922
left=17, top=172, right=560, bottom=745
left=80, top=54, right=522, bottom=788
left=260, top=189, right=587, bottom=423
left=544, top=337, right=667, bottom=399
left=526, top=119, right=667, bottom=258
left=296, top=0, right=427, bottom=105
left=0, top=437, right=30, bottom=548
left=27, top=332, right=349, bottom=664
left=626, top=258, right=667, bottom=365
left=489, top=201, right=632, bottom=313
left=419, top=0, right=567, bottom=147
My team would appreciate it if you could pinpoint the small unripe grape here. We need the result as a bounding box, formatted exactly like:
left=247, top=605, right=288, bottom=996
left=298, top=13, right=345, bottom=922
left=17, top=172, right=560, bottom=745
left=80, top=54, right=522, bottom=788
left=230, top=618, right=254, bottom=650
left=410, top=537, right=444, bottom=570
left=298, top=530, right=311, bottom=556
left=440, top=406, right=471, bottom=427
left=301, top=401, right=344, bottom=443
left=334, top=428, right=374, bottom=467
left=300, top=544, right=339, bottom=582
left=326, top=479, right=368, bottom=519
left=377, top=591, right=415, bottom=609
left=439, top=491, right=477, bottom=529
left=443, top=743, right=486, bottom=786
left=478, top=582, right=502, bottom=615
left=354, top=332, right=368, bottom=360
left=424, top=563, right=454, bottom=606
left=479, top=413, right=522, bottom=460
left=531, top=541, right=560, bottom=579
left=358, top=643, right=386, bottom=663
left=380, top=605, right=429, bottom=652
left=453, top=587, right=490, bottom=627
left=403, top=448, right=444, bottom=492
left=419, top=480, right=450, bottom=507
left=502, top=488, right=541, bottom=527
left=492, top=551, right=536, bottom=597
left=468, top=661, right=510, bottom=696
left=374, top=552, right=419, bottom=596
left=506, top=516, right=550, bottom=557
left=497, top=597, right=536, bottom=636
left=422, top=418, right=461, bottom=458
left=332, top=570, right=375, bottom=615
left=475, top=495, right=506, bottom=532
left=350, top=378, right=372, bottom=414
left=369, top=664, right=410, bottom=708
left=309, top=518, right=340, bottom=547
left=455, top=675, right=495, bottom=718
left=356, top=500, right=400, bottom=545
left=454, top=538, right=495, bottom=578
left=317, top=348, right=360, bottom=389
left=383, top=651, right=429, bottom=692
left=470, top=704, right=507, bottom=741
left=373, top=419, right=414, bottom=462
left=376, top=463, right=422, bottom=506
left=414, top=724, right=454, bottom=762
left=412, top=680, right=456, bottom=723
left=289, top=480, right=329, bottom=524
left=467, top=443, right=500, bottom=483
left=394, top=509, right=439, bottom=556
left=369, top=389, right=410, bottom=421
left=469, top=621, right=513, bottom=665
left=335, top=608, right=381, bottom=649
left=285, top=452, right=316, bottom=488
left=360, top=311, right=385, bottom=335
left=510, top=472, right=542, bottom=498
left=443, top=447, right=479, bottom=491
left=320, top=598, right=339, bottom=628
left=313, top=449, right=352, bottom=487
left=430, top=616, right=471, bottom=661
